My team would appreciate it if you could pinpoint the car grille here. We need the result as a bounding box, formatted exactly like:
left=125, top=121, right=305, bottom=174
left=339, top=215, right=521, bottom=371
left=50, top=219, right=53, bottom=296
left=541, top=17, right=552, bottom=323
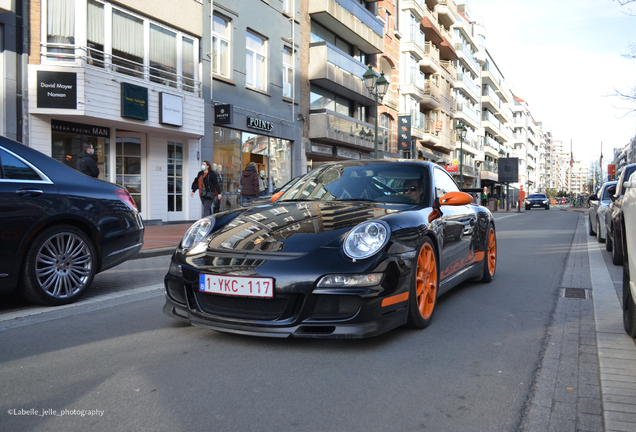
left=312, top=295, right=361, bottom=320
left=195, top=291, right=293, bottom=320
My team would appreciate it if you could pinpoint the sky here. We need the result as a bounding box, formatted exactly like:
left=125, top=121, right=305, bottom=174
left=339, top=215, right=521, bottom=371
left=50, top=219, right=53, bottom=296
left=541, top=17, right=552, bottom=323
left=467, top=0, right=636, bottom=165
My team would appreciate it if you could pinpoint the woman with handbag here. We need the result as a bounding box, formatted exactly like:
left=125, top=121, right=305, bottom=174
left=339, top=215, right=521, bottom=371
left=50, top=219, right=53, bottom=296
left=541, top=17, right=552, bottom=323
left=191, top=161, right=222, bottom=217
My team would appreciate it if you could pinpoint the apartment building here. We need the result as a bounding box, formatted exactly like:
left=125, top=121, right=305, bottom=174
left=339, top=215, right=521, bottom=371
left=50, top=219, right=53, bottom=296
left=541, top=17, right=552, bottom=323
left=28, top=0, right=204, bottom=222
left=399, top=0, right=458, bottom=166
left=449, top=3, right=483, bottom=188
left=570, top=158, right=588, bottom=195
left=204, top=0, right=302, bottom=211
left=301, top=0, right=388, bottom=168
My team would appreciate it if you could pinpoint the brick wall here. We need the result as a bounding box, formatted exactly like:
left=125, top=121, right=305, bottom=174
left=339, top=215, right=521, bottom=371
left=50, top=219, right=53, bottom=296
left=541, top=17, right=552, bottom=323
left=29, top=0, right=41, bottom=64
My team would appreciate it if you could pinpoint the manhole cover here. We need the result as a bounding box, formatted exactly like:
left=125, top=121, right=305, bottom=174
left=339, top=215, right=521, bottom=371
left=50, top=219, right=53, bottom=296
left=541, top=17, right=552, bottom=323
left=563, top=288, right=588, bottom=299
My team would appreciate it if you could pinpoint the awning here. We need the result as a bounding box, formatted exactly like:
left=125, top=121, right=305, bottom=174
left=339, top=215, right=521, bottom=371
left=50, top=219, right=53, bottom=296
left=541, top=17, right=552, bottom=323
left=439, top=37, right=457, bottom=60
left=421, top=17, right=443, bottom=45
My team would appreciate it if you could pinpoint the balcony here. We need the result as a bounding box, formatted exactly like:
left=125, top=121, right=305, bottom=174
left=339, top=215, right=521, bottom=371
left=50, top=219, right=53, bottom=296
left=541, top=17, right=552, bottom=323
left=402, top=25, right=426, bottom=61
left=382, top=89, right=399, bottom=111
left=481, top=86, right=508, bottom=122
left=421, top=8, right=443, bottom=46
left=420, top=78, right=441, bottom=109
left=439, top=60, right=457, bottom=87
left=482, top=110, right=509, bottom=143
left=480, top=160, right=499, bottom=181
left=455, top=72, right=480, bottom=103
left=436, top=0, right=457, bottom=27
left=439, top=93, right=454, bottom=117
left=309, top=42, right=374, bottom=105
left=308, top=0, right=384, bottom=54
left=402, top=67, right=426, bottom=100
left=454, top=42, right=480, bottom=76
left=434, top=129, right=456, bottom=153
left=402, top=0, right=427, bottom=20
left=420, top=42, right=441, bottom=74
left=484, top=136, right=501, bottom=158
left=411, top=110, right=441, bottom=146
left=309, top=109, right=389, bottom=152
left=454, top=102, right=479, bottom=129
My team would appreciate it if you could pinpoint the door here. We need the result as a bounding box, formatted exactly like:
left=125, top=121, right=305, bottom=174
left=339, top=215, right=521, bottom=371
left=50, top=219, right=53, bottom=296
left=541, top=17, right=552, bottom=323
left=0, top=147, right=58, bottom=284
left=167, top=141, right=184, bottom=221
left=115, top=133, right=146, bottom=219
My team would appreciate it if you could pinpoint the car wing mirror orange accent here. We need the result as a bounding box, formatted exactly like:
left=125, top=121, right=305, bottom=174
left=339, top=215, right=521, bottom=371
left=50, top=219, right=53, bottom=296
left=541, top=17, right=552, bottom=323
left=429, top=197, right=442, bottom=222
left=271, top=191, right=284, bottom=202
left=439, top=191, right=473, bottom=206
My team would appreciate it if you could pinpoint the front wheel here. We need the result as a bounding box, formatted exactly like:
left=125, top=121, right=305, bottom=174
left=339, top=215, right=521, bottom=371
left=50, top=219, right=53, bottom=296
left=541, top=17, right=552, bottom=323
left=406, top=238, right=438, bottom=329
left=21, top=225, right=96, bottom=306
left=623, top=262, right=636, bottom=338
left=597, top=218, right=605, bottom=243
left=612, top=229, right=623, bottom=266
left=545, top=205, right=550, bottom=210
left=481, top=225, right=497, bottom=282
left=589, top=216, right=596, bottom=236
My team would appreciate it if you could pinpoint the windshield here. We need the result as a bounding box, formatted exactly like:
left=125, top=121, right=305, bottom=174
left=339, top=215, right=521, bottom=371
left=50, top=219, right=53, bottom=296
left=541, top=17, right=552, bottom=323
left=277, top=162, right=429, bottom=204
left=529, top=194, right=546, bottom=199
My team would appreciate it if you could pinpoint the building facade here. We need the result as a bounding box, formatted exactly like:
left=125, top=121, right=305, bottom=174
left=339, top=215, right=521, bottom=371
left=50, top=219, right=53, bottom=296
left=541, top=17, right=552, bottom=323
left=28, top=0, right=204, bottom=223
left=203, top=0, right=303, bottom=211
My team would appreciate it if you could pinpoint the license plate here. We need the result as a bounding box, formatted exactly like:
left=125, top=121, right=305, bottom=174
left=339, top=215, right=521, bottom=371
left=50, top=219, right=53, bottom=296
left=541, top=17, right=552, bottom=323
left=199, top=274, right=274, bottom=298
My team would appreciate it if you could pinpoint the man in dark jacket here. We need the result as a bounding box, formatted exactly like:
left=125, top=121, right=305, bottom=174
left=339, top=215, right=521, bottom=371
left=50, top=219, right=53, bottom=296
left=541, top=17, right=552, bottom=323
left=240, top=162, right=260, bottom=206
left=76, top=143, right=99, bottom=178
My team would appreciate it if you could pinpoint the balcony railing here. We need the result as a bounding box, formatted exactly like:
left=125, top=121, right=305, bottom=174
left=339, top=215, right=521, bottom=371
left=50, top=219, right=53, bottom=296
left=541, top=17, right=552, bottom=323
left=411, top=109, right=427, bottom=130
left=41, top=43, right=202, bottom=96
left=454, top=42, right=480, bottom=72
left=482, top=110, right=503, bottom=131
left=456, top=72, right=479, bottom=99
left=456, top=102, right=479, bottom=124
left=439, top=60, right=457, bottom=81
left=329, top=0, right=384, bottom=35
left=408, top=67, right=426, bottom=88
left=482, top=85, right=504, bottom=109
left=482, top=160, right=499, bottom=173
left=407, top=24, right=426, bottom=47
left=484, top=136, right=501, bottom=153
left=320, top=41, right=368, bottom=78
left=309, top=109, right=389, bottom=149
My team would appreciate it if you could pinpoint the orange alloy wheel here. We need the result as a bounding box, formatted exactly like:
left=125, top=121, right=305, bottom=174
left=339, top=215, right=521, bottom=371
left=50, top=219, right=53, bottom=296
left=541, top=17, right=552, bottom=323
left=487, top=227, right=497, bottom=277
left=416, top=242, right=438, bottom=319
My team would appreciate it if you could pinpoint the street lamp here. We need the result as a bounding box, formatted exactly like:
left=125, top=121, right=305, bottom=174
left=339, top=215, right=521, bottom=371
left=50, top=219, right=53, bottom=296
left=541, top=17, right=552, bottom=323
left=455, top=123, right=467, bottom=188
left=363, top=65, right=389, bottom=159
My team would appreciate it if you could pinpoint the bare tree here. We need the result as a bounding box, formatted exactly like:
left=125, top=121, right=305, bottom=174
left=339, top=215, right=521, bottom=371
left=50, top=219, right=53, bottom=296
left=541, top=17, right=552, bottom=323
left=612, top=1, right=636, bottom=113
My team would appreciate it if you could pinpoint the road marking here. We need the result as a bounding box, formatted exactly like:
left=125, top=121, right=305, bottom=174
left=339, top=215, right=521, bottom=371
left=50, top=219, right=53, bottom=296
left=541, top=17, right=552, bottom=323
left=0, top=284, right=164, bottom=323
left=493, top=214, right=521, bottom=220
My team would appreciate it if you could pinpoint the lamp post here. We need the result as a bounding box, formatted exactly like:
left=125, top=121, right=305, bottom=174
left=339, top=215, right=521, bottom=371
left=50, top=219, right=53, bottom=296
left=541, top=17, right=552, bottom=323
left=455, top=123, right=467, bottom=188
left=363, top=66, right=389, bottom=159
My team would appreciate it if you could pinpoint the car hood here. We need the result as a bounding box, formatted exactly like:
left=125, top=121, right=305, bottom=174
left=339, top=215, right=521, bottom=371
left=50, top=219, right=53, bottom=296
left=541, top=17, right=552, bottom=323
left=205, top=201, right=409, bottom=254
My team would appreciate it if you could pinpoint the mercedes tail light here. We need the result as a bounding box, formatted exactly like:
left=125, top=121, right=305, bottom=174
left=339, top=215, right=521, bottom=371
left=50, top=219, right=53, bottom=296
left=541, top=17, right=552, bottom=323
left=115, top=189, right=138, bottom=212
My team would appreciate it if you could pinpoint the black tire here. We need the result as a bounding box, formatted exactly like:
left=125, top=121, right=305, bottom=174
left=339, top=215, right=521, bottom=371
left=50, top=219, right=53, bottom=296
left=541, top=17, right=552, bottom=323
left=481, top=224, right=497, bottom=283
left=623, top=262, right=636, bottom=338
left=545, top=205, right=549, bottom=210
left=589, top=216, right=596, bottom=236
left=597, top=218, right=605, bottom=243
left=612, top=229, right=623, bottom=265
left=525, top=207, right=531, bottom=211
left=21, top=225, right=96, bottom=306
left=606, top=227, right=613, bottom=252
left=406, top=237, right=439, bottom=329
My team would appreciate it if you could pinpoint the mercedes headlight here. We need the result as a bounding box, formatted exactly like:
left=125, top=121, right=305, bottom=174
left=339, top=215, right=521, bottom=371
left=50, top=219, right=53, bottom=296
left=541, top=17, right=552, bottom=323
left=343, top=221, right=390, bottom=260
left=181, top=217, right=214, bottom=250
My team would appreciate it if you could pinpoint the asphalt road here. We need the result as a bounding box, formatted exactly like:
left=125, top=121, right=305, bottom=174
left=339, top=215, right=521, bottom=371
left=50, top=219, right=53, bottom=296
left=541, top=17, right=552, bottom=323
left=0, top=209, right=580, bottom=432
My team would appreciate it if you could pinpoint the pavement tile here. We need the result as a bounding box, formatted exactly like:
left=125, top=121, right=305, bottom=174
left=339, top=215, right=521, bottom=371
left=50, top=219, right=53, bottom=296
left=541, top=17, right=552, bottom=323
left=604, top=401, right=636, bottom=415
left=598, top=348, right=636, bottom=360
left=548, top=416, right=576, bottom=432
left=579, top=384, right=602, bottom=399
left=602, top=373, right=636, bottom=383
left=554, top=386, right=578, bottom=404
left=605, top=410, right=636, bottom=422
left=603, top=367, right=636, bottom=377
left=605, top=393, right=636, bottom=404
left=523, top=405, right=550, bottom=432
left=577, top=397, right=603, bottom=415
left=576, top=413, right=604, bottom=432
left=602, top=386, right=636, bottom=397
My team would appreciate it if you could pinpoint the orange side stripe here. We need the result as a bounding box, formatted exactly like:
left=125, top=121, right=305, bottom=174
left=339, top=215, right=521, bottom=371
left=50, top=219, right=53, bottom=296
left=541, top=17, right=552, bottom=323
left=382, top=292, right=409, bottom=307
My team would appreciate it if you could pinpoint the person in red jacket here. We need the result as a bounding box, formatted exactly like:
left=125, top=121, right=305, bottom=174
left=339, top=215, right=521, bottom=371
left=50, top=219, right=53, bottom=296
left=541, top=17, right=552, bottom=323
left=240, top=162, right=260, bottom=206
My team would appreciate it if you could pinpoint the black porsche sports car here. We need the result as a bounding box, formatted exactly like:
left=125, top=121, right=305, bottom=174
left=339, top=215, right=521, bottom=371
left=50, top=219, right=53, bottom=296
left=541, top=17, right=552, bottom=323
left=164, top=160, right=497, bottom=338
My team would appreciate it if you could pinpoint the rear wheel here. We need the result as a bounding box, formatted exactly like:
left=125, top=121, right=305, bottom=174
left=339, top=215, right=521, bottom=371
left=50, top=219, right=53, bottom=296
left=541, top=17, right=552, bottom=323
left=21, top=225, right=96, bottom=306
left=612, top=229, right=623, bottom=265
left=623, top=261, right=636, bottom=338
left=406, top=238, right=438, bottom=329
left=481, top=225, right=497, bottom=282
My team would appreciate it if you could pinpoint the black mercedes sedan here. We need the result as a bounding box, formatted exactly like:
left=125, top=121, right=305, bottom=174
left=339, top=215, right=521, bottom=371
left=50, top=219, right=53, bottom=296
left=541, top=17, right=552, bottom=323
left=0, top=137, right=144, bottom=306
left=164, top=160, right=497, bottom=338
left=524, top=193, right=550, bottom=210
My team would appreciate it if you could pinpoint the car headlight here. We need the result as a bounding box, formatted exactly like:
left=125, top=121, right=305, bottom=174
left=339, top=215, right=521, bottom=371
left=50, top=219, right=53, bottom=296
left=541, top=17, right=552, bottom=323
left=525, top=200, right=530, bottom=204
left=544, top=199, right=549, bottom=204
left=181, top=217, right=214, bottom=250
left=343, top=221, right=390, bottom=260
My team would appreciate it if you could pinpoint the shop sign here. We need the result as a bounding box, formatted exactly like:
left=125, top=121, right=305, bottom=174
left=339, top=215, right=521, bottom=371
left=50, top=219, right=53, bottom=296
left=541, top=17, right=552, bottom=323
left=311, top=144, right=333, bottom=155
left=397, top=115, right=412, bottom=150
left=336, top=148, right=361, bottom=160
left=121, top=83, right=148, bottom=120
left=159, top=93, right=183, bottom=127
left=37, top=71, right=77, bottom=109
left=51, top=120, right=110, bottom=138
left=435, top=120, right=443, bottom=131
left=445, top=165, right=458, bottom=173
left=214, top=104, right=233, bottom=124
left=247, top=116, right=273, bottom=132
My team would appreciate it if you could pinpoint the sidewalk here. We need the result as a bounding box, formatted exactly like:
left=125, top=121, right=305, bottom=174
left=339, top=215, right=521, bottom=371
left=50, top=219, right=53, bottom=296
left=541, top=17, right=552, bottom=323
left=135, top=222, right=193, bottom=259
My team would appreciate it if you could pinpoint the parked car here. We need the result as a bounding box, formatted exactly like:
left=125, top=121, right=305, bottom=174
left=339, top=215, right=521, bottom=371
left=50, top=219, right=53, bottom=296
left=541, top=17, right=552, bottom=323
left=606, top=163, right=636, bottom=265
left=0, top=137, right=144, bottom=306
left=164, top=160, right=497, bottom=338
left=524, top=193, right=550, bottom=210
left=620, top=171, right=636, bottom=337
left=588, top=181, right=618, bottom=243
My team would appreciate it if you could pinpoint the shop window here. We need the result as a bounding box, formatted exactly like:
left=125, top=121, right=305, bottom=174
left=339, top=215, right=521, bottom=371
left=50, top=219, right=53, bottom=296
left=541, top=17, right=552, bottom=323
left=116, top=137, right=142, bottom=212
left=212, top=14, right=231, bottom=78
left=380, top=114, right=393, bottom=153
left=213, top=127, right=242, bottom=211
left=112, top=9, right=144, bottom=78
left=51, top=121, right=109, bottom=182
left=246, top=31, right=267, bottom=91
left=167, top=142, right=183, bottom=212
left=150, top=24, right=177, bottom=88
left=46, top=0, right=75, bottom=61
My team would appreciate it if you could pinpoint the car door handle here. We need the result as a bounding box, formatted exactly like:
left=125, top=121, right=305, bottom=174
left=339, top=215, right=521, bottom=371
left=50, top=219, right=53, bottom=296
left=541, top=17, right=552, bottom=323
left=17, top=189, right=44, bottom=197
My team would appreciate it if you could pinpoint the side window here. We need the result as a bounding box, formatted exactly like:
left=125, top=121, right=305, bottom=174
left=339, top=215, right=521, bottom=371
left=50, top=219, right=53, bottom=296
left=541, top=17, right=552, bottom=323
left=0, top=149, right=42, bottom=181
left=434, top=167, right=459, bottom=198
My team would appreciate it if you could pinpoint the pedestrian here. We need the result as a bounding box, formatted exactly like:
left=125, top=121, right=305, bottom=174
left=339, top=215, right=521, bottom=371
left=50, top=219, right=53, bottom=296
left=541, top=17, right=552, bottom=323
left=191, top=161, right=222, bottom=218
left=76, top=142, right=99, bottom=178
left=481, top=191, right=488, bottom=207
left=240, top=162, right=260, bottom=206
left=259, top=170, right=268, bottom=196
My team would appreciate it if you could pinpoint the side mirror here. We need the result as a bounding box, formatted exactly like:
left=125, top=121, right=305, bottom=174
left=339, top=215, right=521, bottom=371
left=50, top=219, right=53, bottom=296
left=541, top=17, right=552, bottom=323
left=589, top=194, right=598, bottom=201
left=271, top=191, right=284, bottom=202
left=439, top=191, right=474, bottom=206
left=625, top=182, right=633, bottom=189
